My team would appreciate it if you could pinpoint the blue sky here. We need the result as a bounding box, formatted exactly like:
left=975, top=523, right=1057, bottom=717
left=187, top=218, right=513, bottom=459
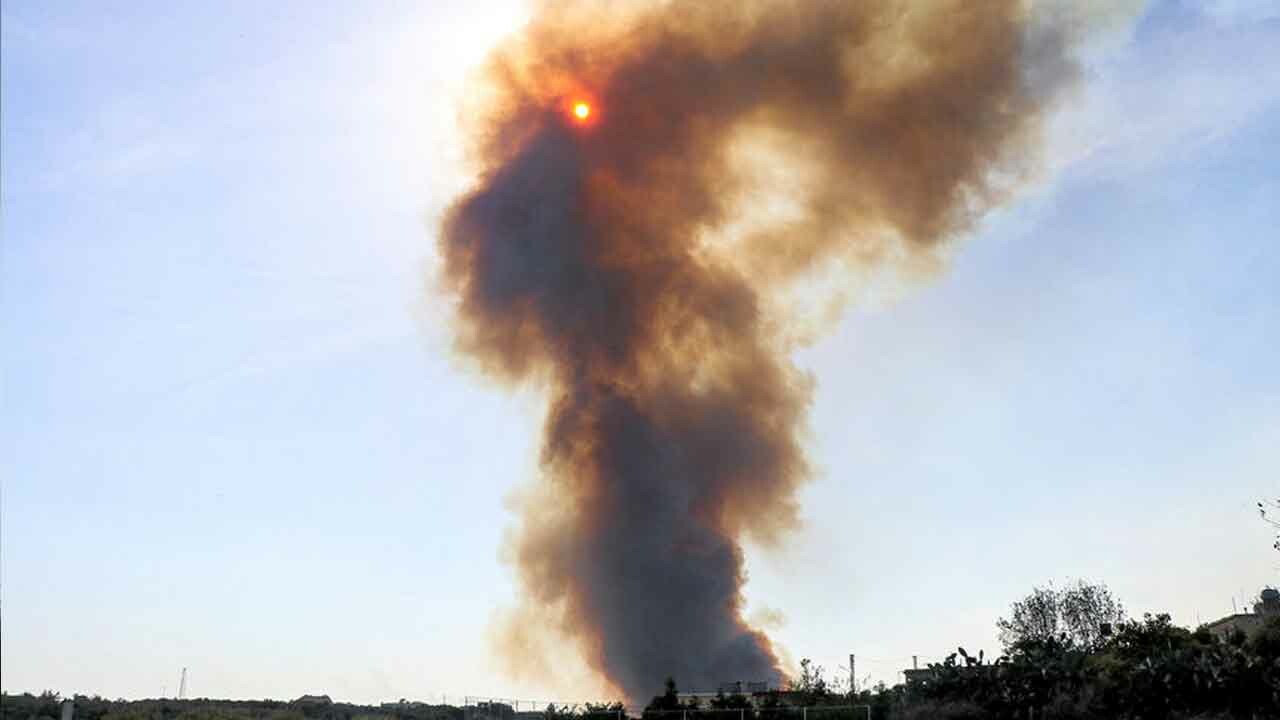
left=2, top=0, right=1278, bottom=705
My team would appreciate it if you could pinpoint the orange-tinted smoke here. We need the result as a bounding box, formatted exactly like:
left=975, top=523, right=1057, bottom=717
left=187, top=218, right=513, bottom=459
left=439, top=0, right=1076, bottom=704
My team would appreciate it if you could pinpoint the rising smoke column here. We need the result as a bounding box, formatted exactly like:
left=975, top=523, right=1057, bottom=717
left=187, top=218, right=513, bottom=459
left=440, top=0, right=1078, bottom=703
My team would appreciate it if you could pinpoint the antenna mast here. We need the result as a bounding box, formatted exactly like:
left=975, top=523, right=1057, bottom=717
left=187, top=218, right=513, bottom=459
left=178, top=667, right=188, bottom=700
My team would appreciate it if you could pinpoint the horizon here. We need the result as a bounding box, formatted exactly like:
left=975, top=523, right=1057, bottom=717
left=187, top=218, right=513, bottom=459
left=2, top=0, right=1278, bottom=707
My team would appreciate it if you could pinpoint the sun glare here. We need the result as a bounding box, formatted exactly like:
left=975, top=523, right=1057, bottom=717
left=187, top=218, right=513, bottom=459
left=573, top=102, right=591, bottom=120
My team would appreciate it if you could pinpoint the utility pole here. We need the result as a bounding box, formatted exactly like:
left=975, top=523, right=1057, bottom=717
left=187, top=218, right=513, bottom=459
left=178, top=668, right=187, bottom=700
left=848, top=654, right=856, bottom=694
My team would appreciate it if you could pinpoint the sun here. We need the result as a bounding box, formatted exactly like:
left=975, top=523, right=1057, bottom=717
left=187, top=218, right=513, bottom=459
left=573, top=102, right=591, bottom=120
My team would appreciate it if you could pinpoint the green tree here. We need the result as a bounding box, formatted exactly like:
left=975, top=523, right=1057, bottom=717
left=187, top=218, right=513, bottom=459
left=787, top=658, right=830, bottom=704
left=997, top=580, right=1125, bottom=650
left=996, top=586, right=1060, bottom=649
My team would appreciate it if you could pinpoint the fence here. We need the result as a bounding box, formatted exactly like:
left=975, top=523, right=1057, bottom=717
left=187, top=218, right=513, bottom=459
left=458, top=697, right=623, bottom=718
left=456, top=699, right=871, bottom=720
left=636, top=707, right=870, bottom=720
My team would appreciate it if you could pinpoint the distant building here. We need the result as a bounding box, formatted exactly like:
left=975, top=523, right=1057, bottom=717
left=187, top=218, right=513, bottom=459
left=294, top=696, right=334, bottom=707
left=902, top=665, right=987, bottom=690
left=1206, top=613, right=1265, bottom=639
left=675, top=691, right=721, bottom=707
left=379, top=700, right=461, bottom=720
left=901, top=669, right=933, bottom=687
left=1204, top=587, right=1280, bottom=641
left=462, top=701, right=515, bottom=720
left=675, top=682, right=781, bottom=708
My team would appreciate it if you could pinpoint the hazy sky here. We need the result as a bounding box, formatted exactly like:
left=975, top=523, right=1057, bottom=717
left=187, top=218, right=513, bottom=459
left=3, top=0, right=1278, bottom=706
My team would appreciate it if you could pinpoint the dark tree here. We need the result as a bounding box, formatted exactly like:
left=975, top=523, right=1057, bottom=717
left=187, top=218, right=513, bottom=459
left=642, top=678, right=683, bottom=718
left=997, top=580, right=1125, bottom=650
left=1259, top=497, right=1280, bottom=551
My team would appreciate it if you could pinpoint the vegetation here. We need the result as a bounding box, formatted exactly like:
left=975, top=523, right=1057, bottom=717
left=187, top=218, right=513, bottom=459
left=0, top=695, right=460, bottom=720
left=1260, top=498, right=1280, bottom=552
left=7, top=581, right=1278, bottom=720
left=635, top=582, right=1279, bottom=720
left=996, top=580, right=1126, bottom=651
left=894, top=611, right=1280, bottom=719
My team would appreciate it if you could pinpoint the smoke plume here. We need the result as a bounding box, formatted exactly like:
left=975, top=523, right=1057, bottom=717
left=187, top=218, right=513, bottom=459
left=439, top=0, right=1079, bottom=703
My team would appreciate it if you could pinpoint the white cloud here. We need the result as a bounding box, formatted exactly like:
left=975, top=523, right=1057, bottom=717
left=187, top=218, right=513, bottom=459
left=1196, top=0, right=1280, bottom=25
left=1046, top=6, right=1280, bottom=181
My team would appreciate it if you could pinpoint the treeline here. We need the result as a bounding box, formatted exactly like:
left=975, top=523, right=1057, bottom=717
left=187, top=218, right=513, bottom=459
left=886, top=612, right=1280, bottom=719
left=0, top=695, right=461, bottom=720
left=637, top=579, right=1279, bottom=720
left=640, top=675, right=853, bottom=720
left=639, top=614, right=1280, bottom=720
left=6, top=585, right=1278, bottom=720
